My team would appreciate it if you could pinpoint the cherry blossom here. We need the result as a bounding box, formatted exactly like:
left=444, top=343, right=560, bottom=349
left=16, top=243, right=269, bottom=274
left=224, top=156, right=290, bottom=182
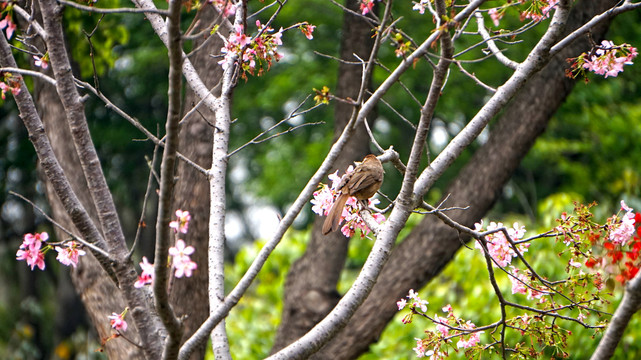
left=300, top=23, right=315, bottom=40
left=0, top=14, right=16, bottom=40
left=474, top=221, right=529, bottom=267
left=108, top=310, right=128, bottom=332
left=169, top=240, right=197, bottom=278
left=16, top=232, right=48, bottom=271
left=488, top=8, right=503, bottom=26
left=609, top=200, right=636, bottom=246
left=360, top=0, right=374, bottom=15
left=33, top=55, right=49, bottom=69
left=134, top=256, right=154, bottom=288
left=55, top=241, right=86, bottom=268
left=210, top=0, right=236, bottom=17
left=169, top=209, right=191, bottom=234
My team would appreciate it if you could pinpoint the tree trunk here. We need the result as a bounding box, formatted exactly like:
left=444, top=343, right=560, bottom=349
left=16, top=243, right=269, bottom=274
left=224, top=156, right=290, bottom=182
left=170, top=4, right=229, bottom=360
left=35, top=71, right=145, bottom=359
left=271, top=0, right=378, bottom=351
left=313, top=1, right=616, bottom=358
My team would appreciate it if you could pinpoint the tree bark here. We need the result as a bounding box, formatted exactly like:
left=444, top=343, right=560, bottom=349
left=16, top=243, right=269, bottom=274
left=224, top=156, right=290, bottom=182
left=313, top=1, right=616, bottom=358
left=20, top=1, right=146, bottom=355
left=35, top=60, right=145, bottom=360
left=271, top=0, right=378, bottom=351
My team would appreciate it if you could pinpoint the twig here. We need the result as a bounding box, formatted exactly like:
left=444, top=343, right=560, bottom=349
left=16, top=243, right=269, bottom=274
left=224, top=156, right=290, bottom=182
left=474, top=11, right=520, bottom=69
left=0, top=67, right=56, bottom=86
left=227, top=98, right=323, bottom=157
left=127, top=145, right=160, bottom=260
left=9, top=191, right=110, bottom=258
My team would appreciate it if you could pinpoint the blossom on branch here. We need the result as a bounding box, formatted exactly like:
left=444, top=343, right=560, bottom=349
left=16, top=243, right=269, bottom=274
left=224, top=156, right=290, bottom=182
left=16, top=232, right=48, bottom=271
left=474, top=221, right=529, bottom=267
left=169, top=209, right=191, bottom=234
left=108, top=309, right=128, bottom=332
left=169, top=240, right=197, bottom=278
left=54, top=241, right=86, bottom=268
left=568, top=40, right=638, bottom=79
left=134, top=256, right=154, bottom=288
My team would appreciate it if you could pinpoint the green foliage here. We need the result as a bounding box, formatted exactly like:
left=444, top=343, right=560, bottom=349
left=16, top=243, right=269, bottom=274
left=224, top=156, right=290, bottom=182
left=64, top=0, right=130, bottom=78
left=224, top=229, right=308, bottom=358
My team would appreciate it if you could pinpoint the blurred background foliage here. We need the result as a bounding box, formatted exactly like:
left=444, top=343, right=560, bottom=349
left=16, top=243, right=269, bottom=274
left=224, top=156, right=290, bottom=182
left=0, top=0, right=640, bottom=358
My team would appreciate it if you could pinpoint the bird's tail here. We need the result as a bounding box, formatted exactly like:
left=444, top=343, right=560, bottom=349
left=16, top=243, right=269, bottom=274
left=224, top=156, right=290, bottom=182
left=322, top=193, right=348, bottom=235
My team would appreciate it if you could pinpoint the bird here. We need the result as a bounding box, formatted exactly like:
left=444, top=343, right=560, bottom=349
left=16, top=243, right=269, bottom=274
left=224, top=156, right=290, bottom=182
left=322, top=154, right=384, bottom=235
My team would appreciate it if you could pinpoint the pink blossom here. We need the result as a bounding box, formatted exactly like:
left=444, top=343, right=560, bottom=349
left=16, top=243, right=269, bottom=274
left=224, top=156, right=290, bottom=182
left=360, top=0, right=374, bottom=15
left=456, top=331, right=481, bottom=349
left=413, top=0, right=428, bottom=14
left=521, top=0, right=557, bottom=22
left=33, top=55, right=48, bottom=69
left=488, top=8, right=502, bottom=26
left=169, top=240, right=197, bottom=278
left=413, top=338, right=426, bottom=357
left=434, top=315, right=449, bottom=337
left=134, top=256, right=154, bottom=288
left=169, top=239, right=195, bottom=260
left=407, top=289, right=428, bottom=312
left=16, top=232, right=48, bottom=271
left=311, top=186, right=335, bottom=216
left=475, top=222, right=528, bottom=267
left=55, top=241, right=86, bottom=268
left=300, top=24, right=315, bottom=40
left=509, top=266, right=547, bottom=301
left=0, top=14, right=16, bottom=40
left=169, top=209, right=191, bottom=234
left=583, top=41, right=638, bottom=78
left=609, top=201, right=636, bottom=245
left=173, top=256, right=197, bottom=278
left=397, top=298, right=407, bottom=310
left=108, top=311, right=128, bottom=332
left=210, top=0, right=236, bottom=17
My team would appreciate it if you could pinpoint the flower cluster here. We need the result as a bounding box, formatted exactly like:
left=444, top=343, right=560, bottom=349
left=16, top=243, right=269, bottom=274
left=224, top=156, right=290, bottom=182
left=398, top=290, right=482, bottom=358
left=568, top=41, right=638, bottom=79
left=0, top=3, right=16, bottom=40
left=1, top=72, right=21, bottom=100
left=509, top=266, right=548, bottom=302
left=520, top=0, right=558, bottom=22
left=474, top=221, right=529, bottom=267
left=169, top=239, right=197, bottom=278
left=312, top=167, right=386, bottom=238
left=218, top=21, right=285, bottom=79
left=16, top=232, right=48, bottom=271
left=580, top=201, right=641, bottom=284
left=16, top=232, right=86, bottom=270
left=210, top=0, right=236, bottom=17
left=135, top=209, right=198, bottom=286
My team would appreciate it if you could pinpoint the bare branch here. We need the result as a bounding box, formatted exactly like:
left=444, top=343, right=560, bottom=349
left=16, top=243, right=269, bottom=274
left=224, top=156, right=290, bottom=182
left=474, top=11, right=520, bottom=69
left=57, top=0, right=170, bottom=15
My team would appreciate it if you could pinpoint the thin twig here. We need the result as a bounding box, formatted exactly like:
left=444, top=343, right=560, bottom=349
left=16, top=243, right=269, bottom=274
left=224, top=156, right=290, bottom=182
left=9, top=191, right=111, bottom=258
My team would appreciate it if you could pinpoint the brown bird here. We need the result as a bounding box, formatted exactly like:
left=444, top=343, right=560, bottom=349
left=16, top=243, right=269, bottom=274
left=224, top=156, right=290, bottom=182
left=322, top=154, right=384, bottom=235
